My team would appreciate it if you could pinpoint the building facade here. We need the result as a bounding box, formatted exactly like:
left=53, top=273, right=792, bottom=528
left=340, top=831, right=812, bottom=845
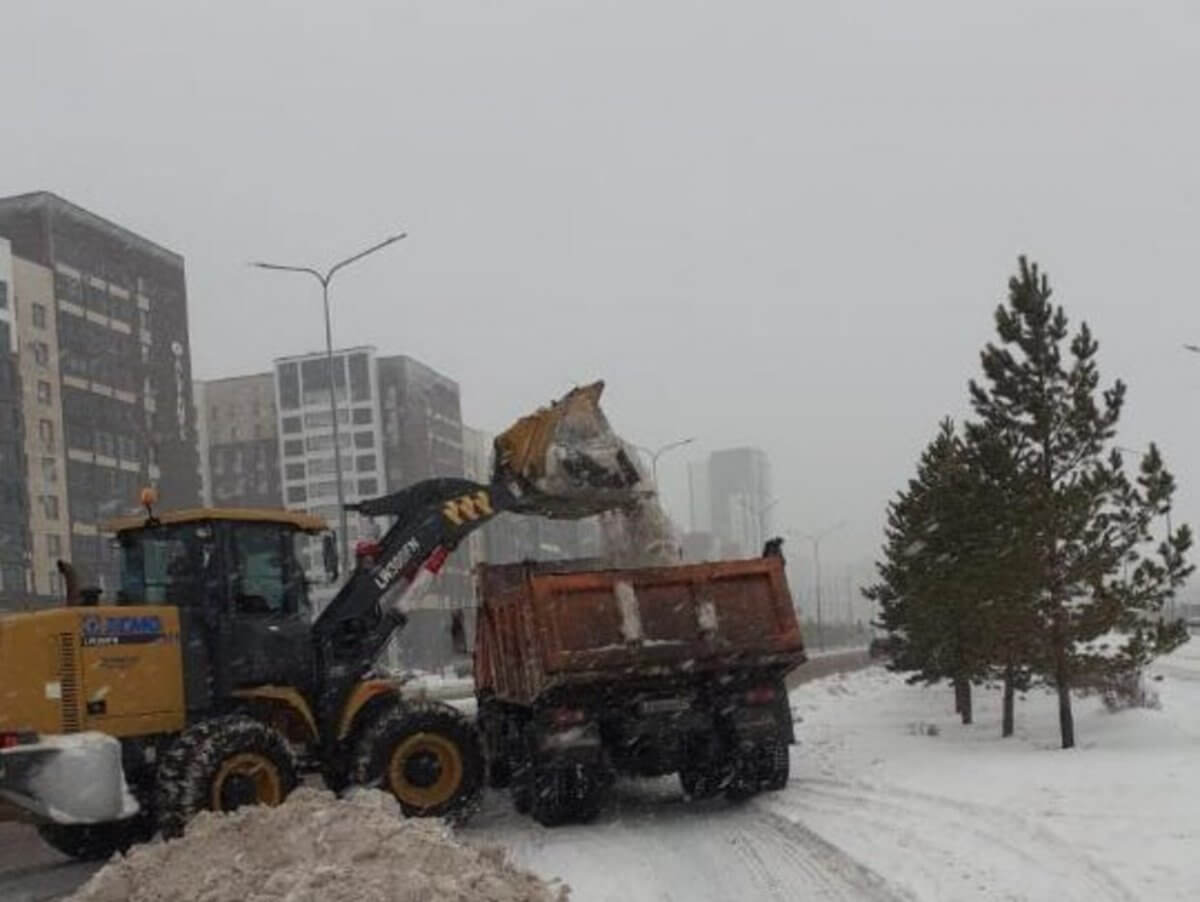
left=0, top=192, right=201, bottom=592
left=376, top=354, right=469, bottom=608
left=195, top=374, right=282, bottom=509
left=704, top=447, right=773, bottom=557
left=273, top=347, right=387, bottom=578
left=0, top=239, right=30, bottom=602
left=13, top=252, right=67, bottom=599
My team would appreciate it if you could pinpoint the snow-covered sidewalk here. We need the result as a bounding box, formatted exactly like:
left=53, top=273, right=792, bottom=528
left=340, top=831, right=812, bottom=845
left=774, top=641, right=1200, bottom=900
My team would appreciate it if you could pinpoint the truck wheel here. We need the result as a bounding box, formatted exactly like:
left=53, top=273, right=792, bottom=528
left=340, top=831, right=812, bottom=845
left=36, top=816, right=154, bottom=861
left=530, top=762, right=604, bottom=827
left=761, top=732, right=790, bottom=792
left=679, top=763, right=725, bottom=801
left=477, top=698, right=513, bottom=789
left=352, top=700, right=484, bottom=822
left=156, top=715, right=298, bottom=839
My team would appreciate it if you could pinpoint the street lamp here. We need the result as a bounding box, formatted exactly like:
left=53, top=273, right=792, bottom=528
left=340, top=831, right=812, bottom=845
left=736, top=494, right=781, bottom=552
left=634, top=437, right=696, bottom=486
left=789, top=521, right=847, bottom=649
left=251, top=232, right=408, bottom=572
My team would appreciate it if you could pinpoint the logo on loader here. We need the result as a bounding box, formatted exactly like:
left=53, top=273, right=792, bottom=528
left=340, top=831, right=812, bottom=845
left=442, top=491, right=494, bottom=526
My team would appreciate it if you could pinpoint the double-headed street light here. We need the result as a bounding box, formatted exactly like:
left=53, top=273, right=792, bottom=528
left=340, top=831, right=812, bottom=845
left=251, top=232, right=408, bottom=572
left=634, top=437, right=696, bottom=486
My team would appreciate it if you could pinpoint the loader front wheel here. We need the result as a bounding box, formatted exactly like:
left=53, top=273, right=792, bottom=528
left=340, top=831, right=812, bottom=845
left=156, top=715, right=298, bottom=839
left=352, top=700, right=484, bottom=822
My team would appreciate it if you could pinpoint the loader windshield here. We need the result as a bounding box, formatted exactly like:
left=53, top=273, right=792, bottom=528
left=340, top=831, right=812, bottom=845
left=117, top=522, right=215, bottom=606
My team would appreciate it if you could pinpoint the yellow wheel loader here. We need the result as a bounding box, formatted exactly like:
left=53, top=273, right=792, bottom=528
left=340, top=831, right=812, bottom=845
left=0, top=382, right=644, bottom=860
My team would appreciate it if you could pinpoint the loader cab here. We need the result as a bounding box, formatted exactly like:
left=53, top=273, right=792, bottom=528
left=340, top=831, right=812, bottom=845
left=107, top=508, right=329, bottom=713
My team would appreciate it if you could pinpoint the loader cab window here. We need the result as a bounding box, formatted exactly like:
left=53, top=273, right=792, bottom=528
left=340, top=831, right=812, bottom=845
left=228, top=523, right=307, bottom=617
left=117, top=524, right=216, bottom=607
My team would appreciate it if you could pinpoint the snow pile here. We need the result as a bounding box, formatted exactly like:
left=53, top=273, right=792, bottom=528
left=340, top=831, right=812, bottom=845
left=69, top=788, right=568, bottom=902
left=599, top=495, right=681, bottom=567
left=493, top=382, right=647, bottom=519
left=596, top=442, right=681, bottom=567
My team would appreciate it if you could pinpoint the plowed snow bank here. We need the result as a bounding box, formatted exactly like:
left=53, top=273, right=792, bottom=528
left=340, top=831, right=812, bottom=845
left=69, top=788, right=567, bottom=902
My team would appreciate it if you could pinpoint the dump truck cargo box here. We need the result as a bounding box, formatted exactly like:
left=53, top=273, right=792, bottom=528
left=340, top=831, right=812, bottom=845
left=474, top=556, right=806, bottom=706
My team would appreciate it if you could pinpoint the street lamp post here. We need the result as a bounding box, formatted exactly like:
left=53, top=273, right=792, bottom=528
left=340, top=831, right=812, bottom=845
left=737, top=495, right=781, bottom=553
left=634, top=437, right=696, bottom=486
left=252, top=232, right=407, bottom=572
left=789, top=521, right=847, bottom=650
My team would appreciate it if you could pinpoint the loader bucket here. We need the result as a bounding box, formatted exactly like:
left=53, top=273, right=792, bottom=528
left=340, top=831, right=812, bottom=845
left=493, top=381, right=647, bottom=518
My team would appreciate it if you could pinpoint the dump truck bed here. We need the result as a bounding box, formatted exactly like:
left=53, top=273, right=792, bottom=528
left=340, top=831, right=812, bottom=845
left=474, top=556, right=806, bottom=706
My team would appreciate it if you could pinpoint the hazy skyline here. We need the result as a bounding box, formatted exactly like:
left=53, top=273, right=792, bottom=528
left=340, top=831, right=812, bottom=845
left=5, top=1, right=1200, bottom=593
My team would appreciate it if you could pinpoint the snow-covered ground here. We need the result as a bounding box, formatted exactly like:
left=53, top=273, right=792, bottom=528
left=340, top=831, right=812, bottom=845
left=8, top=644, right=1197, bottom=900
left=471, top=641, right=1200, bottom=901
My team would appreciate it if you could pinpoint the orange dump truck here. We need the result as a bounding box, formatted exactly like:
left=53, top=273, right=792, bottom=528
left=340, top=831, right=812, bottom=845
left=474, top=554, right=806, bottom=825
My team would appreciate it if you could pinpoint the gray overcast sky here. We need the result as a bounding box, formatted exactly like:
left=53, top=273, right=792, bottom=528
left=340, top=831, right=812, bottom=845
left=4, top=1, right=1200, bottom=594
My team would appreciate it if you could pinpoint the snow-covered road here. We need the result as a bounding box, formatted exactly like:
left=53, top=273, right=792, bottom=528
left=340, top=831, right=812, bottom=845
left=471, top=777, right=899, bottom=902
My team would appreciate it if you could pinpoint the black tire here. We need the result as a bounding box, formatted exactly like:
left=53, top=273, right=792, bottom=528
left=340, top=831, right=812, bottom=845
left=724, top=730, right=790, bottom=802
left=530, top=761, right=605, bottom=827
left=155, top=715, right=298, bottom=839
left=761, top=732, right=790, bottom=792
left=679, top=763, right=725, bottom=801
left=36, top=816, right=155, bottom=862
left=477, top=698, right=513, bottom=789
left=351, top=699, right=484, bottom=822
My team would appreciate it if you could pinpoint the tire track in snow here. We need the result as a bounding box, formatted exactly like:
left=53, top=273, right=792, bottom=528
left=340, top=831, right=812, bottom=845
left=470, top=782, right=905, bottom=902
left=759, top=777, right=1138, bottom=902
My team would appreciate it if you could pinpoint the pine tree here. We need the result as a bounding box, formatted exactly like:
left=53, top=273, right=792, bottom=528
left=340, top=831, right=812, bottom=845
left=961, top=419, right=1039, bottom=737
left=968, top=257, right=1192, bottom=748
left=865, top=419, right=991, bottom=724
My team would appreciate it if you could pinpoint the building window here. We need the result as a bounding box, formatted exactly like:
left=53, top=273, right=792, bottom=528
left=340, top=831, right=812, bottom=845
left=54, top=272, right=80, bottom=303
left=277, top=362, right=300, bottom=410
left=0, top=280, right=8, bottom=309
left=32, top=341, right=49, bottom=367
left=310, top=480, right=337, bottom=499
left=354, top=431, right=374, bottom=450
left=355, top=454, right=376, bottom=472
left=283, top=439, right=304, bottom=457
left=308, top=458, right=338, bottom=477
left=32, top=303, right=47, bottom=329
left=286, top=485, right=307, bottom=504
left=282, top=415, right=302, bottom=434
left=352, top=407, right=373, bottom=425
left=41, top=495, right=60, bottom=521
left=38, top=419, right=54, bottom=448
left=305, top=433, right=350, bottom=452
left=285, top=462, right=306, bottom=481
left=303, top=409, right=348, bottom=429
left=357, top=478, right=378, bottom=496
left=95, top=431, right=114, bottom=458
left=42, top=457, right=57, bottom=483
left=37, top=380, right=51, bottom=405
left=349, top=352, right=371, bottom=402
left=47, top=534, right=62, bottom=557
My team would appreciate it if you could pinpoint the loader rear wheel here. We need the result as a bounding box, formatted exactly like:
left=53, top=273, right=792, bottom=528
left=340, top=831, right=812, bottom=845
left=36, top=816, right=154, bottom=861
left=352, top=700, right=484, bottom=822
left=156, top=715, right=298, bottom=839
